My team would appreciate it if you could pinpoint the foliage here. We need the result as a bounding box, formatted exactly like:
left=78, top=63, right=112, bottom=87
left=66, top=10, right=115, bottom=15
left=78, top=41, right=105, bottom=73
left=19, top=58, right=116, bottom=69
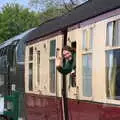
left=29, top=0, right=88, bottom=12
left=0, top=0, right=88, bottom=43
left=29, top=0, right=67, bottom=23
left=28, top=0, right=89, bottom=23
left=0, top=3, right=40, bottom=43
left=38, top=6, right=66, bottom=23
left=29, top=0, right=61, bottom=11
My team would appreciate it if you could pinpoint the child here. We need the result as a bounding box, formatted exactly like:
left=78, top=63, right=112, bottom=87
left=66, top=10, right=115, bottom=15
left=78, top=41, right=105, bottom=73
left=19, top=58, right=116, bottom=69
left=56, top=42, right=76, bottom=87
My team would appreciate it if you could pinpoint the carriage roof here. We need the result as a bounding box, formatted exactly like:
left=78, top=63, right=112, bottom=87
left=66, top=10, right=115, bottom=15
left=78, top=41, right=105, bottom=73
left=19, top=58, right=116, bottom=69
left=26, top=0, right=120, bottom=42
left=0, top=28, right=35, bottom=50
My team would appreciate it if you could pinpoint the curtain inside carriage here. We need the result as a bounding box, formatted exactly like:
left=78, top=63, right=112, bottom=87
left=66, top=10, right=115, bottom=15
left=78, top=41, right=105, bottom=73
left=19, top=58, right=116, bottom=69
left=106, top=50, right=120, bottom=99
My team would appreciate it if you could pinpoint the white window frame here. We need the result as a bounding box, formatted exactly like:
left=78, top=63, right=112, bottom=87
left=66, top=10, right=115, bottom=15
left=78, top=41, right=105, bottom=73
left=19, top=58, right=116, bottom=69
left=80, top=26, right=94, bottom=101
left=82, top=26, right=94, bottom=51
left=28, top=46, right=34, bottom=92
left=106, top=19, right=120, bottom=101
left=49, top=40, right=56, bottom=95
left=36, top=50, right=41, bottom=87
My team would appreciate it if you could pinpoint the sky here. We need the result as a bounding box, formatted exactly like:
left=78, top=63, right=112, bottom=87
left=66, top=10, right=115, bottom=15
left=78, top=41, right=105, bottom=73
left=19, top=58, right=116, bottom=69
left=0, top=0, right=29, bottom=9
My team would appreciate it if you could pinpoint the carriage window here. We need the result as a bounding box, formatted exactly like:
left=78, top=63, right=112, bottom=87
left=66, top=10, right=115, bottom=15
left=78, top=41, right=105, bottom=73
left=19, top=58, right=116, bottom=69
left=29, top=47, right=33, bottom=61
left=0, top=48, right=6, bottom=56
left=82, top=28, right=93, bottom=50
left=37, top=51, right=40, bottom=85
left=49, top=40, right=56, bottom=93
left=106, top=50, right=120, bottom=100
left=82, top=54, right=92, bottom=97
left=29, top=63, right=33, bottom=91
left=50, top=40, right=56, bottom=57
left=106, top=20, right=120, bottom=100
left=83, top=30, right=87, bottom=49
left=49, top=60, right=56, bottom=93
left=106, top=20, right=120, bottom=46
left=28, top=47, right=34, bottom=91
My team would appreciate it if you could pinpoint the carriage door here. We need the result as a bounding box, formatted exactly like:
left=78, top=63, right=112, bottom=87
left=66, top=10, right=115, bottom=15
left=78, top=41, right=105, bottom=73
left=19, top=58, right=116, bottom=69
left=56, top=35, right=64, bottom=97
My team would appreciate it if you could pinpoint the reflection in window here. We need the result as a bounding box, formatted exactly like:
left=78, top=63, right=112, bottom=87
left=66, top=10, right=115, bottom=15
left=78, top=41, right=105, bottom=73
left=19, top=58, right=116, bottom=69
left=37, top=51, right=40, bottom=85
left=82, top=28, right=93, bottom=50
left=29, top=63, right=33, bottom=91
left=49, top=40, right=56, bottom=93
left=106, top=50, right=120, bottom=99
left=82, top=54, right=92, bottom=97
left=89, top=27, right=93, bottom=49
left=16, top=40, right=25, bottom=63
left=107, top=20, right=120, bottom=46
left=83, top=30, right=87, bottom=49
left=49, top=60, right=56, bottom=93
left=29, top=47, right=33, bottom=61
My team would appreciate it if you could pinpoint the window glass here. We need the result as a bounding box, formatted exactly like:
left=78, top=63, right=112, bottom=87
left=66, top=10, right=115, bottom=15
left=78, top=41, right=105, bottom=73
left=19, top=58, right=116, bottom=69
left=16, top=40, right=25, bottom=63
left=106, top=50, right=120, bottom=100
left=89, top=28, right=93, bottom=49
left=37, top=51, right=40, bottom=85
left=29, top=47, right=33, bottom=61
left=82, top=28, right=93, bottom=50
left=82, top=54, right=92, bottom=97
left=29, top=63, right=33, bottom=91
left=49, top=59, right=56, bottom=93
left=106, top=22, right=113, bottom=46
left=49, top=40, right=56, bottom=93
left=82, top=30, right=87, bottom=49
left=114, top=20, right=120, bottom=46
left=117, top=20, right=120, bottom=46
left=50, top=40, right=56, bottom=57
left=107, top=20, right=120, bottom=46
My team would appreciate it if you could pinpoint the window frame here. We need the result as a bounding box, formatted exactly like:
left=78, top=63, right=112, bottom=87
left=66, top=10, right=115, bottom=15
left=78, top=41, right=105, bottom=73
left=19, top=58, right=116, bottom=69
left=28, top=46, right=34, bottom=92
left=82, top=27, right=94, bottom=51
left=80, top=26, right=94, bottom=100
left=82, top=53, right=92, bottom=97
left=28, top=62, right=33, bottom=91
left=37, top=50, right=40, bottom=86
left=29, top=47, right=33, bottom=61
left=49, top=40, right=56, bottom=94
left=106, top=19, right=120, bottom=47
left=105, top=19, right=120, bottom=101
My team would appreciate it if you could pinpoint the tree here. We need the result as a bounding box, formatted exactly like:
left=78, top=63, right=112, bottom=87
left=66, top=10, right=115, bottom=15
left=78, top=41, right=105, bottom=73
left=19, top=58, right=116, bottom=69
left=28, top=0, right=68, bottom=23
left=28, top=0, right=89, bottom=23
left=29, top=0, right=61, bottom=11
left=0, top=3, right=40, bottom=43
left=38, top=6, right=66, bottom=23
left=29, top=0, right=88, bottom=12
left=29, top=0, right=66, bottom=22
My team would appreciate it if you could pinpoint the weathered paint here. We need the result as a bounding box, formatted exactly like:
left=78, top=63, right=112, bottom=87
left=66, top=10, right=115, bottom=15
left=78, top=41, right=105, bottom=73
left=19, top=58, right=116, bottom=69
left=68, top=99, right=120, bottom=120
left=25, top=94, right=120, bottom=120
left=25, top=94, right=63, bottom=120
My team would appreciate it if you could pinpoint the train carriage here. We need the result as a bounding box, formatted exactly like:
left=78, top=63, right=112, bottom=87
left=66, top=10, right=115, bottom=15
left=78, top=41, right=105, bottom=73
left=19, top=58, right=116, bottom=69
left=1, top=0, right=120, bottom=120
left=0, top=28, right=35, bottom=120
left=24, top=0, right=120, bottom=120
